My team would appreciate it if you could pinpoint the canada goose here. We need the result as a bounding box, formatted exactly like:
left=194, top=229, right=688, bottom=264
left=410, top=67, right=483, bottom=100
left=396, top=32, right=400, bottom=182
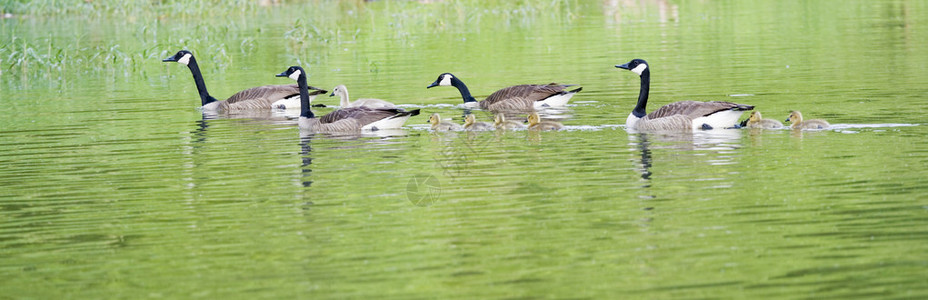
left=428, top=113, right=464, bottom=131
left=163, top=50, right=326, bottom=111
left=745, top=111, right=784, bottom=129
left=463, top=114, right=494, bottom=131
left=527, top=112, right=564, bottom=131
left=785, top=111, right=830, bottom=129
left=494, top=113, right=525, bottom=130
left=276, top=66, right=419, bottom=132
left=426, top=73, right=582, bottom=112
left=329, top=85, right=396, bottom=109
left=615, top=59, right=754, bottom=131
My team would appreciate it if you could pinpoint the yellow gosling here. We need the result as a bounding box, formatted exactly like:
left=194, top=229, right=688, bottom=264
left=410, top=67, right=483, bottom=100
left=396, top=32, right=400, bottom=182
left=494, top=113, right=525, bottom=130
left=429, top=113, right=463, bottom=131
left=745, top=111, right=784, bottom=129
left=527, top=112, right=563, bottom=131
left=463, top=114, right=494, bottom=131
left=785, top=111, right=830, bottom=130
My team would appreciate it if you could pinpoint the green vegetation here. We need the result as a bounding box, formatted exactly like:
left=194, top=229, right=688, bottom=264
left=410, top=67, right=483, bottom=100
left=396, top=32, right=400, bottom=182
left=0, top=0, right=580, bottom=84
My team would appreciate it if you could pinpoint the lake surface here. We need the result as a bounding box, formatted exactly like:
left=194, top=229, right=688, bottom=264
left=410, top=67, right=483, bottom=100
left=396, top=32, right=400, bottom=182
left=2, top=0, right=927, bottom=298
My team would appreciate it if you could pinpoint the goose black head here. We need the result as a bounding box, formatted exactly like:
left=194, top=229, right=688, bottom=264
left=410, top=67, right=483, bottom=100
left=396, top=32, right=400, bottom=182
left=276, top=66, right=305, bottom=81
left=616, top=59, right=649, bottom=76
left=163, top=50, right=194, bottom=66
left=427, top=73, right=456, bottom=88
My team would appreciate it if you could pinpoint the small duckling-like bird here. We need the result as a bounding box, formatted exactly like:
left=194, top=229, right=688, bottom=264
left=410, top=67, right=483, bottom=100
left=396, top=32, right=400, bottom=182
left=330, top=84, right=396, bottom=109
left=463, top=114, right=494, bottom=131
left=527, top=112, right=563, bottom=131
left=785, top=111, right=830, bottom=130
left=745, top=111, right=784, bottom=129
left=428, top=113, right=464, bottom=131
left=494, top=113, right=525, bottom=130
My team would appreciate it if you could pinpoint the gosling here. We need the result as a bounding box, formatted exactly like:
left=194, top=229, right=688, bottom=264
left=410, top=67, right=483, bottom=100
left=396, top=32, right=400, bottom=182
left=494, top=113, right=525, bottom=130
left=463, top=114, right=494, bottom=131
left=428, top=113, right=463, bottom=131
left=745, top=111, right=784, bottom=129
left=785, top=111, right=829, bottom=129
left=527, top=112, right=563, bottom=131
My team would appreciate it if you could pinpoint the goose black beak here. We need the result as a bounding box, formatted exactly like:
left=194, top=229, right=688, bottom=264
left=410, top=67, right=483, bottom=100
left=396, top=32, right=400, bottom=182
left=784, top=117, right=791, bottom=122
left=162, top=57, right=177, bottom=62
left=427, top=81, right=439, bottom=89
left=615, top=63, right=630, bottom=70
left=275, top=72, right=288, bottom=77
left=329, top=92, right=335, bottom=97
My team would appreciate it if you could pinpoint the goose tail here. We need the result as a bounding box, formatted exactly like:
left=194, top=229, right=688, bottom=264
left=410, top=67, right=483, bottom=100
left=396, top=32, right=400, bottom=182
left=391, top=109, right=421, bottom=119
left=732, top=104, right=754, bottom=111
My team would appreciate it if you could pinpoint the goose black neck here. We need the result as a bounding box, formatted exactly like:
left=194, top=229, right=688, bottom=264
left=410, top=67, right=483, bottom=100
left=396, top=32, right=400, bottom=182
left=452, top=77, right=478, bottom=103
left=297, top=74, right=315, bottom=119
left=632, top=69, right=650, bottom=118
left=185, top=58, right=218, bottom=106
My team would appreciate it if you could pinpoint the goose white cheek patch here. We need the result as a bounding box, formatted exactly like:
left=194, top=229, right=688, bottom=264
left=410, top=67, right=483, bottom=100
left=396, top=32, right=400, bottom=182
left=631, top=64, right=648, bottom=76
left=288, top=70, right=302, bottom=81
left=177, top=53, right=192, bottom=66
left=439, top=75, right=452, bottom=86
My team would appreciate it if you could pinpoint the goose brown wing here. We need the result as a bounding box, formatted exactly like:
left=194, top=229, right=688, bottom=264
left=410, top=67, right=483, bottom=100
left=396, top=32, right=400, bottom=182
left=319, top=107, right=412, bottom=126
left=225, top=84, right=326, bottom=104
left=483, top=84, right=571, bottom=105
left=644, top=101, right=749, bottom=120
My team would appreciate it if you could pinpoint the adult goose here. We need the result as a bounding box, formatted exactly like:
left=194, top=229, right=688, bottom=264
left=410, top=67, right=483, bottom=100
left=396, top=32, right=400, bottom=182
left=785, top=111, right=830, bottom=130
left=163, top=50, right=326, bottom=111
left=426, top=73, right=582, bottom=112
left=276, top=66, right=419, bottom=132
left=616, top=59, right=754, bottom=131
left=329, top=85, right=396, bottom=109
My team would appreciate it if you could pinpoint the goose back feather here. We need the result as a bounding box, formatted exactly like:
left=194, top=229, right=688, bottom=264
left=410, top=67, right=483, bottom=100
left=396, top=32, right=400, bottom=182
left=481, top=84, right=581, bottom=111
left=427, top=73, right=581, bottom=112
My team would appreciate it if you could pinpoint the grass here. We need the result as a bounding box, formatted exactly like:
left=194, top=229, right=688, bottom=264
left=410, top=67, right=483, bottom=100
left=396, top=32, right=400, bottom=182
left=0, top=0, right=581, bottom=85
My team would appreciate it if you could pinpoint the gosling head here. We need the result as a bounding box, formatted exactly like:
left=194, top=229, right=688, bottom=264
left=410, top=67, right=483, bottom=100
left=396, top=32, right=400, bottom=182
left=162, top=50, right=194, bottom=66
left=464, top=114, right=477, bottom=126
left=427, top=73, right=456, bottom=88
left=785, top=111, right=802, bottom=123
left=494, top=114, right=505, bottom=125
left=616, top=59, right=649, bottom=76
left=329, top=84, right=346, bottom=97
left=276, top=66, right=305, bottom=81
left=527, top=112, right=541, bottom=126
left=749, top=111, right=763, bottom=122
left=428, top=113, right=441, bottom=126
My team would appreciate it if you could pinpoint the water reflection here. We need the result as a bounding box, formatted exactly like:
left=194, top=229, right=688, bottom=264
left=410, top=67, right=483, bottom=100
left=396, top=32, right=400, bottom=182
left=299, top=136, right=314, bottom=188
left=602, top=0, right=679, bottom=24
left=627, top=128, right=743, bottom=152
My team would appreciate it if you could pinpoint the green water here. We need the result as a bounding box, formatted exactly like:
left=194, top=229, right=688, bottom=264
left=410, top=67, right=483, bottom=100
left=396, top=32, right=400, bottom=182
left=2, top=0, right=927, bottom=298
